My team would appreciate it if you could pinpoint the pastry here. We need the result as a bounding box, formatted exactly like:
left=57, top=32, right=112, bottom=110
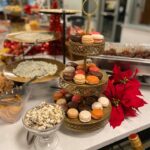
left=98, top=97, right=109, bottom=107
left=64, top=66, right=75, bottom=73
left=56, top=98, right=67, bottom=105
left=53, top=91, right=63, bottom=101
left=72, top=95, right=81, bottom=103
left=90, top=31, right=101, bottom=35
left=75, top=69, right=85, bottom=75
left=91, top=109, right=103, bottom=120
left=63, top=72, right=75, bottom=81
left=59, top=89, right=67, bottom=95
left=87, top=63, right=96, bottom=68
left=65, top=93, right=73, bottom=101
left=89, top=71, right=103, bottom=80
left=79, top=110, right=91, bottom=122
left=82, top=35, right=94, bottom=44
left=86, top=75, right=100, bottom=85
left=78, top=103, right=91, bottom=112
left=89, top=66, right=100, bottom=72
left=67, top=101, right=78, bottom=108
left=67, top=108, right=79, bottom=119
left=66, top=62, right=78, bottom=68
left=92, top=102, right=103, bottom=110
left=74, top=74, right=86, bottom=84
left=70, top=35, right=82, bottom=43
left=76, top=29, right=85, bottom=35
left=91, top=34, right=104, bottom=43
left=76, top=64, right=84, bottom=70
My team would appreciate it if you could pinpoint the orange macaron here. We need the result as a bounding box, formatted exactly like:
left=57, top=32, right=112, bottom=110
left=86, top=75, right=100, bottom=85
left=91, top=109, right=103, bottom=120
left=53, top=91, right=63, bottom=101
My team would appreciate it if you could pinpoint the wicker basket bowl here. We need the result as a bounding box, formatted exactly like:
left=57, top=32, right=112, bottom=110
left=69, top=40, right=105, bottom=56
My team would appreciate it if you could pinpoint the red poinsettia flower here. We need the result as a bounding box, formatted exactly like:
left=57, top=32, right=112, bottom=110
left=104, top=65, right=147, bottom=128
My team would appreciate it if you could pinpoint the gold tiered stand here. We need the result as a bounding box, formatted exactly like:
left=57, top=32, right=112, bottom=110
left=58, top=0, right=111, bottom=131
left=59, top=58, right=110, bottom=131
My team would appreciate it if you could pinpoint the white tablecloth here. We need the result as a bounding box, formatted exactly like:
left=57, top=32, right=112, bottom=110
left=0, top=81, right=150, bottom=150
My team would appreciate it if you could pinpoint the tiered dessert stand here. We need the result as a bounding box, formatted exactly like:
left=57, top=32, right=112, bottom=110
left=59, top=37, right=111, bottom=131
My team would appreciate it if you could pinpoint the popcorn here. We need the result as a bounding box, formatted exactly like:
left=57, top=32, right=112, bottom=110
left=24, top=102, right=64, bottom=130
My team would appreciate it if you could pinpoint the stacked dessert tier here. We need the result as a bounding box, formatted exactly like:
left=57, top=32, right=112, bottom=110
left=57, top=61, right=111, bottom=131
left=59, top=62, right=108, bottom=97
left=69, top=30, right=105, bottom=56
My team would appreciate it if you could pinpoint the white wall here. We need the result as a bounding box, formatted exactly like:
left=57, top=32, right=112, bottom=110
left=121, top=26, right=150, bottom=43
left=63, top=0, right=82, bottom=11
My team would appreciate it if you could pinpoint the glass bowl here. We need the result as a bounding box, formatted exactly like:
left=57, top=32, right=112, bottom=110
left=22, top=103, right=64, bottom=150
left=0, top=86, right=31, bottom=123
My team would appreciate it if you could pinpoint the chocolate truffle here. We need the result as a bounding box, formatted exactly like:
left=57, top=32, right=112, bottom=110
left=65, top=93, right=73, bottom=101
left=67, top=101, right=78, bottom=108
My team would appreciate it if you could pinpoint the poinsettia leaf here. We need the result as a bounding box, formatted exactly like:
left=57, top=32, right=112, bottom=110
left=109, top=105, right=124, bottom=128
left=104, top=80, right=116, bottom=100
left=121, top=70, right=133, bottom=80
left=124, top=84, right=142, bottom=96
left=122, top=94, right=147, bottom=108
left=123, top=106, right=137, bottom=117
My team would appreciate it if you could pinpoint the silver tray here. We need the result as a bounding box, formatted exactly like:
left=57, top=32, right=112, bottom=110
left=90, top=43, right=150, bottom=85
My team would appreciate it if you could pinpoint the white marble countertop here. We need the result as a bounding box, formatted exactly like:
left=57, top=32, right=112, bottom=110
left=0, top=81, right=150, bottom=150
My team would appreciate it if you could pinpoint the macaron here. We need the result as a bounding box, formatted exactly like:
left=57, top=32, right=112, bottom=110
left=92, top=102, right=103, bottom=110
left=91, top=109, right=103, bottom=120
left=67, top=108, right=79, bottom=119
left=90, top=31, right=101, bottom=35
left=78, top=103, right=91, bottom=112
left=82, top=35, right=94, bottom=44
left=98, top=97, right=110, bottom=107
left=66, top=62, right=78, bottom=68
left=91, top=34, right=104, bottom=44
left=53, top=91, right=63, bottom=101
left=72, top=95, right=81, bottom=103
left=60, top=89, right=67, bottom=95
left=89, top=71, right=103, bottom=80
left=76, top=64, right=84, bottom=70
left=56, top=98, right=67, bottom=105
left=75, top=69, right=85, bottom=75
left=86, top=75, right=100, bottom=85
left=67, top=101, right=78, bottom=108
left=84, top=96, right=98, bottom=106
left=79, top=110, right=91, bottom=123
left=64, top=66, right=75, bottom=73
left=89, top=66, right=100, bottom=72
left=63, top=72, right=75, bottom=81
left=74, top=74, right=86, bottom=84
left=65, top=93, right=73, bottom=101
left=70, top=34, right=82, bottom=43
left=76, top=29, right=85, bottom=35
left=87, top=63, right=96, bottom=68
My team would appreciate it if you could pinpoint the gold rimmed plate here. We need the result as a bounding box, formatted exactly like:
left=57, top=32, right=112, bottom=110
left=6, top=31, right=58, bottom=43
left=3, top=58, right=65, bottom=83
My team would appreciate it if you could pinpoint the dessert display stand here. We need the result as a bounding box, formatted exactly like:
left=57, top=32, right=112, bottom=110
left=39, top=9, right=81, bottom=64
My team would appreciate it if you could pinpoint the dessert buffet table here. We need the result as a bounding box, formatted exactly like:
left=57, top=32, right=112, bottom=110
left=0, top=80, right=150, bottom=150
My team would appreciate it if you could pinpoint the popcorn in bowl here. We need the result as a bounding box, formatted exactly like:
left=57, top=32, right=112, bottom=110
left=23, top=102, right=64, bottom=131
